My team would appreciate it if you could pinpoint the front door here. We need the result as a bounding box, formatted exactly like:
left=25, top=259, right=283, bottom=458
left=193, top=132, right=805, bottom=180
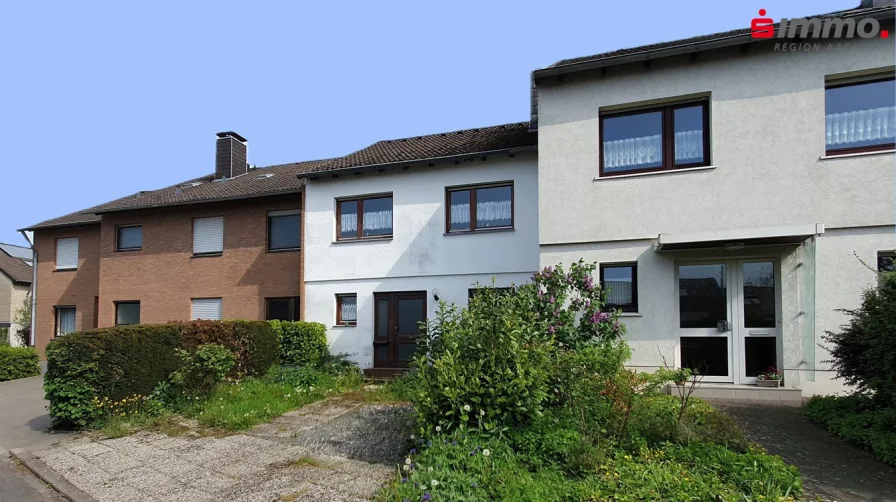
left=676, top=259, right=779, bottom=384
left=373, top=291, right=427, bottom=368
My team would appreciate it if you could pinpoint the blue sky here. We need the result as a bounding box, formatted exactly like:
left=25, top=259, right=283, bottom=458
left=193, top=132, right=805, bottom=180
left=0, top=0, right=853, bottom=245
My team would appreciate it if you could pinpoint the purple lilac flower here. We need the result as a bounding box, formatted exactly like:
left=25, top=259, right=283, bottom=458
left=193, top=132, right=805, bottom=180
left=589, top=312, right=611, bottom=324
left=548, top=325, right=555, bottom=334
left=422, top=493, right=432, bottom=501
left=583, top=275, right=594, bottom=291
left=584, top=299, right=591, bottom=308
left=537, top=289, right=544, bottom=299
left=549, top=296, right=555, bottom=304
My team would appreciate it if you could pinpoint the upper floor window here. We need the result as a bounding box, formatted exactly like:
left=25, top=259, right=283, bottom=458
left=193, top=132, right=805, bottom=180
left=879, top=251, right=895, bottom=273
left=337, top=194, right=393, bottom=240
left=268, top=210, right=301, bottom=251
left=600, top=101, right=709, bottom=176
left=825, top=76, right=895, bottom=155
left=55, top=237, right=79, bottom=270
left=193, top=216, right=224, bottom=256
left=446, top=182, right=513, bottom=233
left=116, top=225, right=142, bottom=251
left=115, top=301, right=140, bottom=325
left=599, top=263, right=638, bottom=313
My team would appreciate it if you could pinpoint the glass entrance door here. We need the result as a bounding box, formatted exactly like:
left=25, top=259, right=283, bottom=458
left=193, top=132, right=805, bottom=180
left=735, top=260, right=779, bottom=384
left=373, top=291, right=427, bottom=369
left=677, top=262, right=733, bottom=383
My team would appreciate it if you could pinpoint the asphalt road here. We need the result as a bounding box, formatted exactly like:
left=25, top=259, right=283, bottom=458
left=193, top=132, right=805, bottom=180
left=0, top=455, right=64, bottom=501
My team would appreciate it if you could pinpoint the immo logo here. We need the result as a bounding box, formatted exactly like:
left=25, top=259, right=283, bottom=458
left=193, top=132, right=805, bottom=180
left=751, top=8, right=889, bottom=39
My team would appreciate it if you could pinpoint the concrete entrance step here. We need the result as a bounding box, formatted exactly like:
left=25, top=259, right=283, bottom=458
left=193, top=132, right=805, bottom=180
left=668, top=382, right=802, bottom=403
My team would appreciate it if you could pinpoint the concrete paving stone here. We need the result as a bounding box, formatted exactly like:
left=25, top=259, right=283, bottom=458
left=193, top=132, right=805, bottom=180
left=176, top=445, right=225, bottom=465
left=115, top=465, right=184, bottom=497
left=65, top=440, right=115, bottom=458
left=97, top=436, right=141, bottom=450
left=148, top=436, right=193, bottom=451
left=323, top=472, right=388, bottom=498
left=89, top=451, right=144, bottom=474
left=227, top=489, right=283, bottom=502
left=155, top=487, right=217, bottom=502
left=106, top=441, right=166, bottom=462
left=203, top=457, right=267, bottom=478
left=179, top=466, right=240, bottom=493
left=293, top=483, right=370, bottom=502
left=145, top=454, right=203, bottom=478
left=81, top=479, right=151, bottom=502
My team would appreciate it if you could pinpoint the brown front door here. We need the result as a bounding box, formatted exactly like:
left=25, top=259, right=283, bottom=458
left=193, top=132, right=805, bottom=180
left=373, top=291, right=427, bottom=368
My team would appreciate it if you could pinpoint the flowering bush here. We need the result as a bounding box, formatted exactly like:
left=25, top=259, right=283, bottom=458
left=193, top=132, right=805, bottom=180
left=757, top=367, right=783, bottom=381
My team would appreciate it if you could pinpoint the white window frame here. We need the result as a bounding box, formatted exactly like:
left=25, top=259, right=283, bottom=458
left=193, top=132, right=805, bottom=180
left=193, top=217, right=224, bottom=256
left=55, top=306, right=76, bottom=336
left=55, top=237, right=79, bottom=270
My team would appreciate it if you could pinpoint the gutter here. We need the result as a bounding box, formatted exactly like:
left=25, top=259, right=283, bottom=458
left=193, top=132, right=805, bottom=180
left=295, top=145, right=538, bottom=179
left=19, top=230, right=36, bottom=347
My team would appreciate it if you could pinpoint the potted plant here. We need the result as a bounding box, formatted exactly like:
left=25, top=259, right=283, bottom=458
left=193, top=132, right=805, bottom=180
left=756, top=367, right=783, bottom=387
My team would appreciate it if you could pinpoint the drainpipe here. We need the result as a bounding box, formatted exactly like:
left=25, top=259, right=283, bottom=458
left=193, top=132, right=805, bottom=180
left=20, top=230, right=36, bottom=347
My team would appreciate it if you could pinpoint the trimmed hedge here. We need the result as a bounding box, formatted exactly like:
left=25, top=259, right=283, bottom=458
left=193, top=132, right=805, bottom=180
left=44, top=321, right=277, bottom=428
left=804, top=394, right=896, bottom=465
left=270, top=321, right=328, bottom=367
left=0, top=346, right=40, bottom=381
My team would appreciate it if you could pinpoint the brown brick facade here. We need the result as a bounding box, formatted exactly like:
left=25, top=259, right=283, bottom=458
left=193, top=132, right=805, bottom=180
left=33, top=225, right=101, bottom=357
left=32, top=194, right=303, bottom=357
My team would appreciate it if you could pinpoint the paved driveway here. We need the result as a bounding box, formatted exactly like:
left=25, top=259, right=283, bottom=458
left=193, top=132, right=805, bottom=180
left=0, top=375, right=70, bottom=452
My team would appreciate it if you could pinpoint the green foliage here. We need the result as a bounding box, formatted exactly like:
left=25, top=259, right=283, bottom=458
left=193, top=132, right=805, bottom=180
left=0, top=346, right=40, bottom=381
left=169, top=344, right=235, bottom=398
left=270, top=320, right=328, bottom=368
left=823, top=272, right=896, bottom=404
left=12, top=293, right=31, bottom=347
left=0, top=328, right=8, bottom=346
left=179, top=320, right=277, bottom=377
left=804, top=394, right=896, bottom=465
left=317, top=351, right=362, bottom=376
left=627, top=395, right=750, bottom=452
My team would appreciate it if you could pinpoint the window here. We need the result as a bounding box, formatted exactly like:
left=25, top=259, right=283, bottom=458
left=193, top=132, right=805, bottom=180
left=268, top=211, right=301, bottom=251
left=116, top=226, right=142, bottom=251
left=447, top=182, right=513, bottom=233
left=337, top=195, right=393, bottom=240
left=266, top=297, right=300, bottom=321
left=191, top=298, right=222, bottom=320
left=55, top=237, right=79, bottom=270
left=55, top=307, right=76, bottom=336
left=336, top=294, right=357, bottom=326
left=879, top=251, right=895, bottom=272
left=825, top=76, right=895, bottom=155
left=468, top=287, right=513, bottom=300
left=599, top=263, right=638, bottom=313
left=193, top=217, right=224, bottom=256
left=600, top=101, right=709, bottom=176
left=115, top=302, right=140, bottom=325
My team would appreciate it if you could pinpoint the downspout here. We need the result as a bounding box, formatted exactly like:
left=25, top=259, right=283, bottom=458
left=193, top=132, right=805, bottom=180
left=20, top=230, right=36, bottom=347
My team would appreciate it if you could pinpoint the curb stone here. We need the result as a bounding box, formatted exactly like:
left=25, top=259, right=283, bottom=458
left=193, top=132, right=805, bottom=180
left=10, top=448, right=98, bottom=502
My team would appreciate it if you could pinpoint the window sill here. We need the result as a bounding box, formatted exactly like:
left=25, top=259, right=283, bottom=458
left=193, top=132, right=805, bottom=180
left=54, top=267, right=77, bottom=272
left=333, top=324, right=357, bottom=328
left=444, top=227, right=515, bottom=236
left=267, top=247, right=301, bottom=253
left=332, top=237, right=393, bottom=244
left=619, top=312, right=643, bottom=317
left=191, top=252, right=223, bottom=258
left=594, top=165, right=717, bottom=181
left=114, top=248, right=142, bottom=253
left=819, top=149, right=895, bottom=161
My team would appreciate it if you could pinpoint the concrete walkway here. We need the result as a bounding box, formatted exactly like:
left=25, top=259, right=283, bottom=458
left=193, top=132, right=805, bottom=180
left=0, top=375, right=71, bottom=451
left=712, top=400, right=896, bottom=502
left=35, top=395, right=415, bottom=501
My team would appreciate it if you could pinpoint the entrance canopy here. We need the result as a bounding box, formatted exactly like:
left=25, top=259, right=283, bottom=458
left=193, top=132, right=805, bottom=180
left=655, top=224, right=824, bottom=252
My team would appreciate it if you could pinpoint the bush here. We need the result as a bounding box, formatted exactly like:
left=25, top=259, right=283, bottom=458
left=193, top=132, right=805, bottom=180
left=0, top=346, right=40, bottom=381
left=270, top=320, right=328, bottom=367
left=179, top=320, right=277, bottom=377
left=169, top=344, right=235, bottom=398
left=44, top=320, right=278, bottom=428
left=823, top=272, right=896, bottom=405
left=804, top=394, right=896, bottom=465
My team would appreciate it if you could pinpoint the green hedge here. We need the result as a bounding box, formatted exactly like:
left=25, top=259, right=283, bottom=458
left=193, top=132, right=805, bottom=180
left=44, top=321, right=277, bottom=428
left=270, top=320, right=328, bottom=367
left=0, top=346, right=40, bottom=381
left=804, top=394, right=896, bottom=465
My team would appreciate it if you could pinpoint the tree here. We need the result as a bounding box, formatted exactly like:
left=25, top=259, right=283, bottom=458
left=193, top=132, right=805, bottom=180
left=12, top=293, right=31, bottom=347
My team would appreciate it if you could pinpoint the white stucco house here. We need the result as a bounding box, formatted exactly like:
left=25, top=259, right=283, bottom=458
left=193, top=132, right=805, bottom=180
left=532, top=3, right=895, bottom=397
left=299, top=124, right=538, bottom=374
left=0, top=243, right=33, bottom=347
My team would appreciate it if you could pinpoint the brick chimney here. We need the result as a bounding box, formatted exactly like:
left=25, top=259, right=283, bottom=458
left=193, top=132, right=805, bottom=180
left=215, top=131, right=248, bottom=179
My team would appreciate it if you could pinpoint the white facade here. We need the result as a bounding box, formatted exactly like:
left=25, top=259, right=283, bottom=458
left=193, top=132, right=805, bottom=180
left=303, top=154, right=538, bottom=368
left=536, top=35, right=896, bottom=395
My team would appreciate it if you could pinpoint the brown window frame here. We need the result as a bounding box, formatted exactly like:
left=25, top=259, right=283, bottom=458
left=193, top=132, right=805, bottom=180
left=445, top=181, right=515, bottom=234
left=114, top=301, right=141, bottom=326
left=336, top=194, right=393, bottom=241
left=115, top=225, right=143, bottom=252
left=824, top=76, right=896, bottom=156
left=599, top=262, right=639, bottom=313
left=599, top=100, right=710, bottom=177
left=336, top=294, right=357, bottom=326
left=265, top=296, right=300, bottom=321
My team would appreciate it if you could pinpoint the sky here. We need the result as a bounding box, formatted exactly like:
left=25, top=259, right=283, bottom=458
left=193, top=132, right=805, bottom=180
left=0, top=0, right=855, bottom=246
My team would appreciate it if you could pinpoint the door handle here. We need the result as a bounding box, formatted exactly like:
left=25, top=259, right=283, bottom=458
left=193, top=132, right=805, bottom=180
left=716, top=320, right=731, bottom=332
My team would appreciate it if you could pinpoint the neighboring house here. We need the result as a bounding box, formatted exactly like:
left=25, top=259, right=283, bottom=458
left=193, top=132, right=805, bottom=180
left=299, top=123, right=538, bottom=373
left=0, top=243, right=33, bottom=346
left=21, top=133, right=316, bottom=356
left=532, top=3, right=895, bottom=396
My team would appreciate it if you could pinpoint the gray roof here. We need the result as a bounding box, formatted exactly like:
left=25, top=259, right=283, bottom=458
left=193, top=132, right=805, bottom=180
left=0, top=243, right=32, bottom=262
left=529, top=4, right=895, bottom=129
left=298, top=122, right=536, bottom=177
left=0, top=248, right=32, bottom=284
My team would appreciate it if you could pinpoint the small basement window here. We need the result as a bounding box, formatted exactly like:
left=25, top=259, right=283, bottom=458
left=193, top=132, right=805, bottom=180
left=599, top=263, right=638, bottom=313
left=336, top=294, right=357, bottom=326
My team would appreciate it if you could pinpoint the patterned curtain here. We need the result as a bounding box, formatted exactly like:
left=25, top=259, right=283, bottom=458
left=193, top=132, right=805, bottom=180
left=449, top=201, right=511, bottom=224
left=826, top=106, right=896, bottom=147
left=604, top=130, right=703, bottom=169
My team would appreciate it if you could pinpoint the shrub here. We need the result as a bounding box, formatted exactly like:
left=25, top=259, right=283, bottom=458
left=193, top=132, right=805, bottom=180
left=804, top=394, right=896, bottom=465
left=0, top=346, right=40, bottom=381
left=270, top=320, right=328, bottom=367
left=178, top=320, right=277, bottom=377
left=169, top=344, right=235, bottom=398
left=823, top=272, right=896, bottom=405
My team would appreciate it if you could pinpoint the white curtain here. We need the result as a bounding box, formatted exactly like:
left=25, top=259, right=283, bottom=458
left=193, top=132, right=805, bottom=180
left=341, top=297, right=357, bottom=321
left=363, top=210, right=393, bottom=231
left=603, top=130, right=703, bottom=169
left=341, top=211, right=357, bottom=233
left=450, top=201, right=511, bottom=224
left=57, top=308, right=76, bottom=335
left=826, top=106, right=896, bottom=147
left=604, top=281, right=633, bottom=306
